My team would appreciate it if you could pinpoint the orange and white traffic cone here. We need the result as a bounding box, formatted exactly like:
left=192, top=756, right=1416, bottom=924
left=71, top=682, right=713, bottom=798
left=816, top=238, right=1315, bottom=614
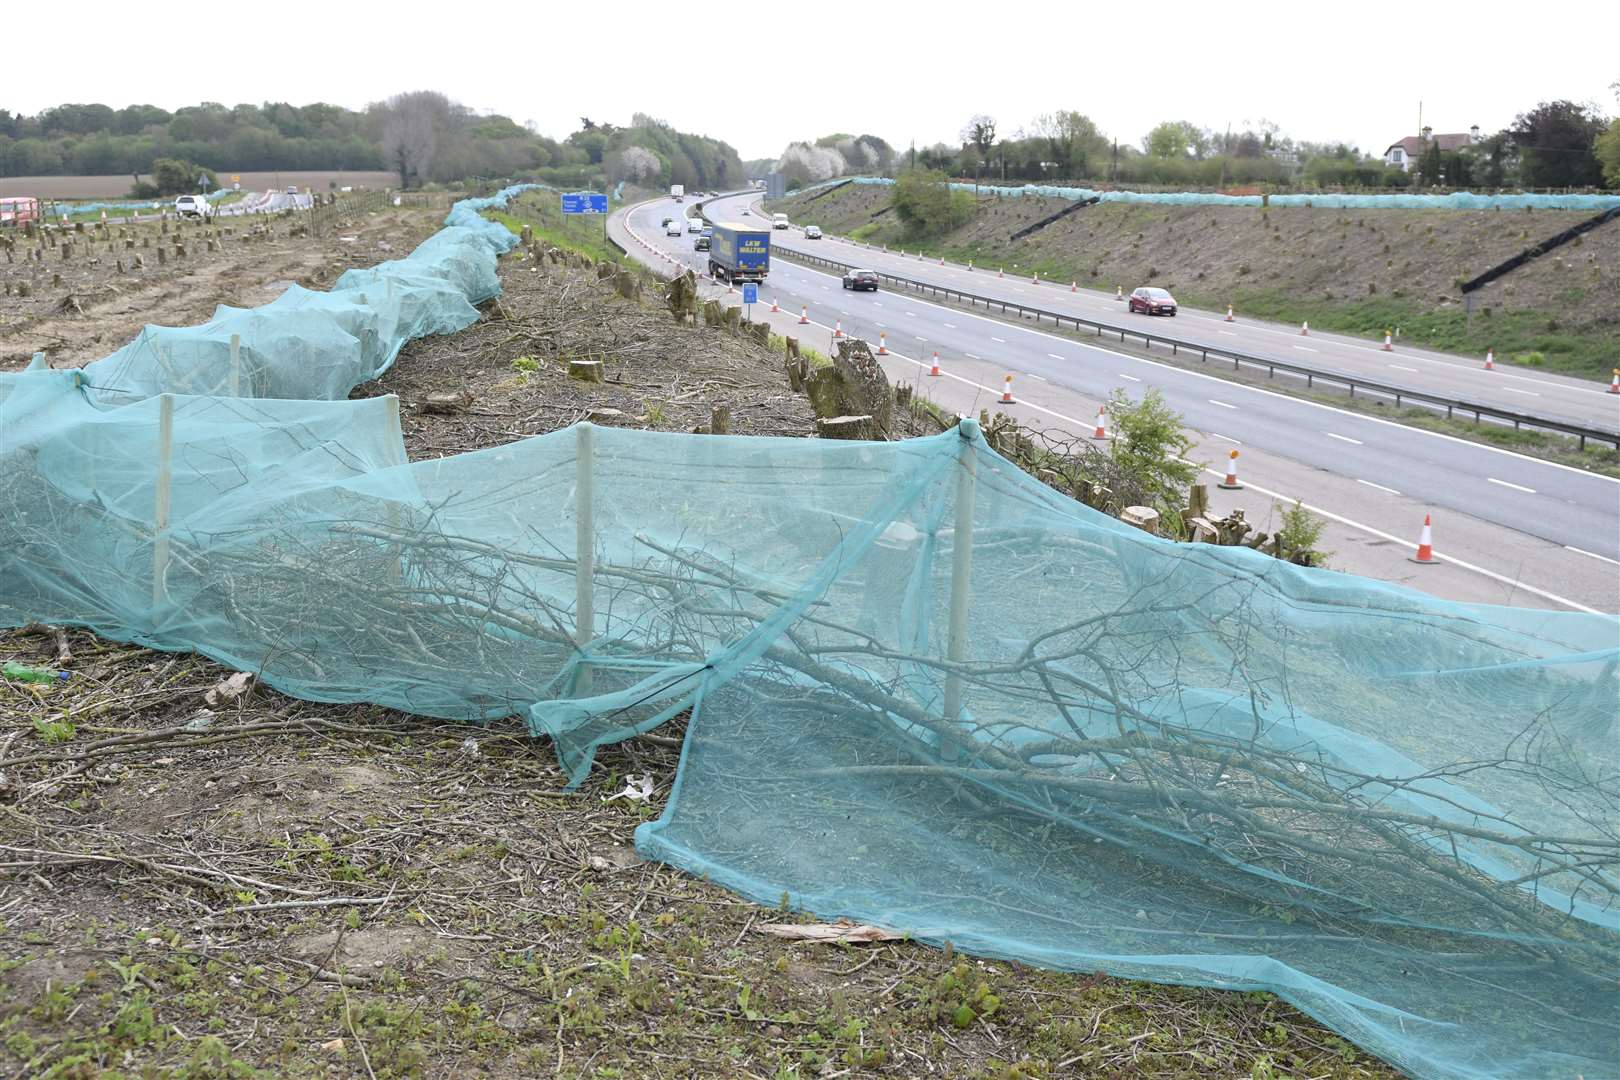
left=1115, top=285, right=1124, bottom=300
left=1217, top=449, right=1242, bottom=490
left=1610, top=369, right=1620, bottom=395
left=1409, top=514, right=1436, bottom=564
left=1032, top=271, right=1040, bottom=284
left=1071, top=280, right=1078, bottom=292
left=1300, top=321, right=1310, bottom=336
left=770, top=296, right=779, bottom=313
left=1000, top=374, right=1015, bottom=404
left=877, top=332, right=888, bottom=355
left=1381, top=330, right=1393, bottom=352
left=967, top=260, right=973, bottom=271
left=928, top=351, right=942, bottom=376
left=939, top=255, right=945, bottom=266
left=1092, top=404, right=1109, bottom=440
left=798, top=305, right=809, bottom=325
left=1224, top=304, right=1235, bottom=322
left=833, top=320, right=844, bottom=339
left=1484, top=348, right=1494, bottom=370
left=998, top=267, right=1004, bottom=279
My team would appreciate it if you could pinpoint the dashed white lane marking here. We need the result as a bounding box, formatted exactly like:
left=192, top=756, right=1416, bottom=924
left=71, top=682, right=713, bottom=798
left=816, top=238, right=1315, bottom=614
left=1357, top=479, right=1401, bottom=495
left=943, top=323, right=957, bottom=329
left=1388, top=364, right=1419, bottom=372
left=1209, top=432, right=1241, bottom=444
left=966, top=353, right=981, bottom=360
left=1326, top=432, right=1364, bottom=445
left=872, top=302, right=883, bottom=307
left=990, top=336, right=1007, bottom=343
left=1566, top=545, right=1620, bottom=566
left=1488, top=477, right=1537, bottom=494
left=1209, top=399, right=1238, bottom=409
left=1294, top=345, right=1318, bottom=353
left=840, top=311, right=851, bottom=316
left=1027, top=373, right=1047, bottom=381
left=1504, top=388, right=1542, bottom=397
left=1118, top=373, right=1141, bottom=382
left=1218, top=330, right=1237, bottom=336
left=905, top=311, right=917, bottom=317
left=1047, top=353, right=1065, bottom=360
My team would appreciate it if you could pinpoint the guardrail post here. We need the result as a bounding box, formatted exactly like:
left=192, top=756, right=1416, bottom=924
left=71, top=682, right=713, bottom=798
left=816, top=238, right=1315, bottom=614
left=228, top=333, right=241, bottom=397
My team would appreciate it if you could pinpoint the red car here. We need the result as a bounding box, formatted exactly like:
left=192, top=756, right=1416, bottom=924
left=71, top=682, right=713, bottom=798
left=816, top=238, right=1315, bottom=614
left=1129, top=287, right=1177, bottom=316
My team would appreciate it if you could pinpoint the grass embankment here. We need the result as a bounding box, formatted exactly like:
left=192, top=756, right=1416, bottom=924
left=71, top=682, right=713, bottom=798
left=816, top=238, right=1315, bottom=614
left=775, top=187, right=1620, bottom=381
left=486, top=189, right=627, bottom=266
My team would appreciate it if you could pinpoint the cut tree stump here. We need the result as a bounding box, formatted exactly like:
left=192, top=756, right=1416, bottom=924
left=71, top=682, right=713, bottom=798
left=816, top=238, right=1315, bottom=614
left=816, top=415, right=876, bottom=440
left=709, top=405, right=731, bottom=435
left=1120, top=506, right=1161, bottom=534
left=568, top=359, right=605, bottom=384
left=420, top=390, right=474, bottom=415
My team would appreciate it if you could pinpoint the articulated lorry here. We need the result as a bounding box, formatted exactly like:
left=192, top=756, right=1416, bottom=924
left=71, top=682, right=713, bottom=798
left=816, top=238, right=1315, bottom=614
left=708, top=222, right=770, bottom=283
left=670, top=184, right=684, bottom=202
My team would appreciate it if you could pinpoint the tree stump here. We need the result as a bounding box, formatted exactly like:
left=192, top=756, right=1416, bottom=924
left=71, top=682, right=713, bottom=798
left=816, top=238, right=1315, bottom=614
left=614, top=270, right=640, bottom=301
left=157, top=246, right=167, bottom=265
left=784, top=337, right=808, bottom=392
left=1120, top=506, right=1161, bottom=534
left=421, top=390, right=474, bottom=414
left=52, top=272, right=61, bottom=288
left=816, top=415, right=876, bottom=440
left=16, top=281, right=30, bottom=298
left=133, top=255, right=144, bottom=269
left=568, top=359, right=605, bottom=384
left=596, top=262, right=614, bottom=281
left=60, top=242, right=71, bottom=260
left=709, top=405, right=731, bottom=435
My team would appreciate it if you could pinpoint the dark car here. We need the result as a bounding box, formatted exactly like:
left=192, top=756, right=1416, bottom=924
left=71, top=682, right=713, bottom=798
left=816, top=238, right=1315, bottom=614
left=1128, top=287, right=1177, bottom=316
left=842, top=269, right=880, bottom=292
left=693, top=235, right=710, bottom=251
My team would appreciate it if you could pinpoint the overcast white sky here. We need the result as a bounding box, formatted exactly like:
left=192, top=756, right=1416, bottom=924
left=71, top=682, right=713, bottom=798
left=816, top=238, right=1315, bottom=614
left=8, top=1, right=1616, bottom=162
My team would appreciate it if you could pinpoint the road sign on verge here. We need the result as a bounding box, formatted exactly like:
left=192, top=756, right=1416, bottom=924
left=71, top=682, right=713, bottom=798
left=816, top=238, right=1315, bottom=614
left=561, top=192, right=609, bottom=215
left=742, top=284, right=758, bottom=305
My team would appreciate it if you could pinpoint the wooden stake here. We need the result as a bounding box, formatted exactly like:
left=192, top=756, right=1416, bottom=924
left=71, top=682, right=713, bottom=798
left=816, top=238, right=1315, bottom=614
left=574, top=422, right=595, bottom=695
left=152, top=394, right=175, bottom=614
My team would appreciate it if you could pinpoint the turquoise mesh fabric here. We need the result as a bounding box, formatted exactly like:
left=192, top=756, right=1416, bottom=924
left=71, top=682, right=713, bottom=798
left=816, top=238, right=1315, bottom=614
left=806, top=175, right=1620, bottom=211
left=3, top=185, right=1616, bottom=1080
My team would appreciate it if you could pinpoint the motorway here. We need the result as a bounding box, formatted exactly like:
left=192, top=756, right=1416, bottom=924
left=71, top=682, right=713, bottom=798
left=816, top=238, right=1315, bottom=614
left=611, top=194, right=1620, bottom=615
left=764, top=193, right=1620, bottom=432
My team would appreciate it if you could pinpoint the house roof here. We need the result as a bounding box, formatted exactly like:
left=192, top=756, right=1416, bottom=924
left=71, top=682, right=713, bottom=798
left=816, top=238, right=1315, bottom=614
left=1385, top=134, right=1474, bottom=156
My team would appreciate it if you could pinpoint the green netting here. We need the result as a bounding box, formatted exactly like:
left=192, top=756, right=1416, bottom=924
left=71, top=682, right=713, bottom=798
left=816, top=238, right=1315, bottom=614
left=3, top=186, right=1616, bottom=1080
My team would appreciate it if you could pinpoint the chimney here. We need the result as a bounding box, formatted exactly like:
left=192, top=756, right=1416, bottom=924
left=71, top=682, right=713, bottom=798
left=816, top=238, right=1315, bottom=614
left=1469, top=125, right=1480, bottom=143
left=1421, top=125, right=1433, bottom=140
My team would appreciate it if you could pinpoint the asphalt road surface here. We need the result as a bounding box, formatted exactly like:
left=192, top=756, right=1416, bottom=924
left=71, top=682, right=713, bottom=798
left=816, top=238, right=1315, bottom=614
left=614, top=194, right=1620, bottom=615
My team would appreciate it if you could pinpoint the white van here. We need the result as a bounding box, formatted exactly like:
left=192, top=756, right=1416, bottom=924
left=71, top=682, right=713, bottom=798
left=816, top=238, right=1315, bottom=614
left=772, top=213, right=789, bottom=230
left=174, top=194, right=213, bottom=221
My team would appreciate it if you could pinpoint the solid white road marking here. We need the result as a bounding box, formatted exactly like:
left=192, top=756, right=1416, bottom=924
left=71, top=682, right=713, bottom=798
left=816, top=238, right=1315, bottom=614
left=1488, top=478, right=1537, bottom=494
left=1357, top=479, right=1401, bottom=495
left=1209, top=399, right=1238, bottom=409
left=1326, top=433, right=1364, bottom=445
left=1118, top=373, right=1141, bottom=382
left=1565, top=545, right=1620, bottom=566
left=1388, top=364, right=1419, bottom=372
left=1294, top=345, right=1319, bottom=353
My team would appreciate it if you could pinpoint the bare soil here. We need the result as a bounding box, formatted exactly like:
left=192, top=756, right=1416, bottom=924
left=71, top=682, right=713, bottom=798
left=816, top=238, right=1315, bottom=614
left=2, top=209, right=443, bottom=372
left=2, top=172, right=400, bottom=200
left=0, top=233, right=1399, bottom=1079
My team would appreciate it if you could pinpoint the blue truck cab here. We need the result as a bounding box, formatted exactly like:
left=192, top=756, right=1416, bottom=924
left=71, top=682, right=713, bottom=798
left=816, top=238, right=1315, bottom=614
left=707, top=222, right=770, bottom=284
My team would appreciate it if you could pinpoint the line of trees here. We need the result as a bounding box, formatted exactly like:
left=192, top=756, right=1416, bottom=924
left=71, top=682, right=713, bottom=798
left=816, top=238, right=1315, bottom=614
left=783, top=98, right=1616, bottom=192
left=0, top=96, right=746, bottom=194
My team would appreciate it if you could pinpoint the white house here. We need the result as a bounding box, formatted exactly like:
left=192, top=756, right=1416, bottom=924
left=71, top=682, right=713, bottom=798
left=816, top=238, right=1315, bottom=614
left=1384, top=125, right=1480, bottom=172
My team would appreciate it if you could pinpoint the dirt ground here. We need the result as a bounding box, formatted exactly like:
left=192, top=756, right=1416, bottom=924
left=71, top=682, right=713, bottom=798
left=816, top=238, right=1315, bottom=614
left=0, top=222, right=1400, bottom=1079
left=1, top=208, right=443, bottom=373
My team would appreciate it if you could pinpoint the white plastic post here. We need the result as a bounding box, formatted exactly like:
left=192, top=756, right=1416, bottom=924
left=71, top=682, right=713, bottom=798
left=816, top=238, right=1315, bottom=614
left=940, top=423, right=977, bottom=761
left=228, top=333, right=241, bottom=397
left=152, top=393, right=174, bottom=611
left=574, top=422, right=595, bottom=694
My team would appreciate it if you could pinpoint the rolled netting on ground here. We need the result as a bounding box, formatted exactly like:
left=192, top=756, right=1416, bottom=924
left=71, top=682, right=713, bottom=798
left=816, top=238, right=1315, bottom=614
left=2, top=186, right=1616, bottom=1080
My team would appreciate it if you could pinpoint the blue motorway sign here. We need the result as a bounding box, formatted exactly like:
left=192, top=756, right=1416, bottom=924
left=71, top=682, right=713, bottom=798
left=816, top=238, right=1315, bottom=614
left=742, top=283, right=759, bottom=305
left=561, top=192, right=609, bottom=215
